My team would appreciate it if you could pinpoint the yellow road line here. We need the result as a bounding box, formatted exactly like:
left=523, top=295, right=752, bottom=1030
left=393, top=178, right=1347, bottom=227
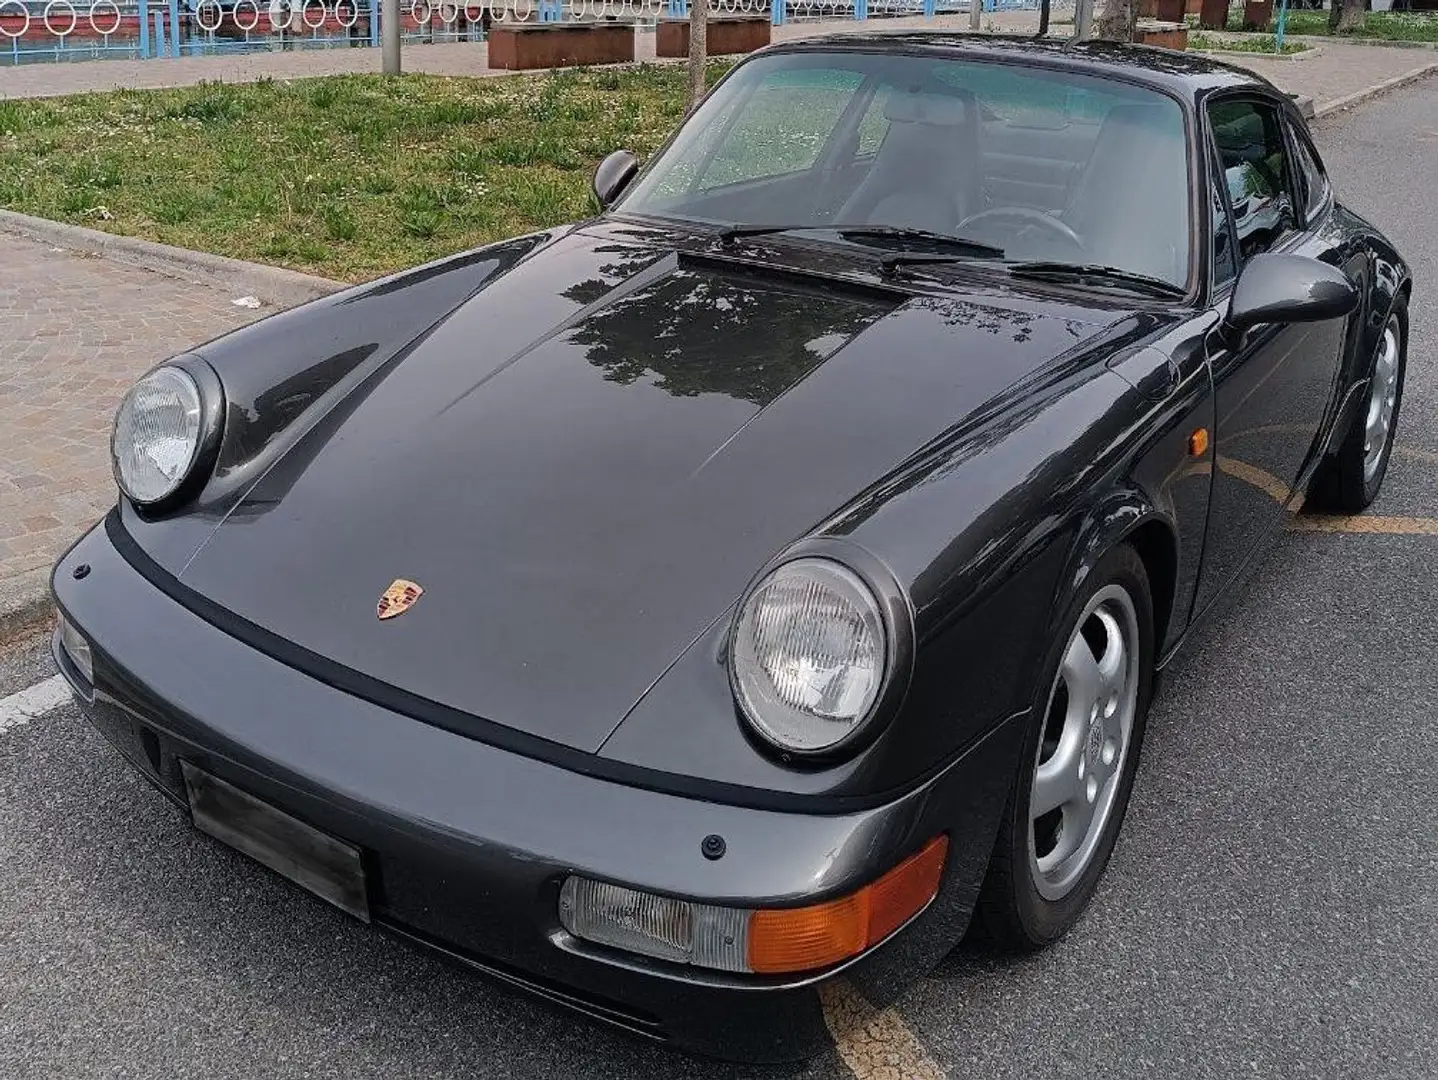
left=1222, top=422, right=1319, bottom=442
left=1210, top=429, right=1438, bottom=467
left=1215, top=455, right=1291, bottom=506
left=1288, top=515, right=1438, bottom=536
left=821, top=980, right=947, bottom=1080
left=1201, top=456, right=1438, bottom=534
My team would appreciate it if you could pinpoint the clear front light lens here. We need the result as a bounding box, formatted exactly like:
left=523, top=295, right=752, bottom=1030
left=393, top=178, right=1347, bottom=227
left=112, top=366, right=204, bottom=505
left=57, top=614, right=93, bottom=685
left=559, top=877, right=750, bottom=972
left=731, top=558, right=887, bottom=754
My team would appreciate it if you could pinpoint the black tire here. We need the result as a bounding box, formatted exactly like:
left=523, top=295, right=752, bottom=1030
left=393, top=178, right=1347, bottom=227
left=972, top=543, right=1155, bottom=951
left=1307, top=299, right=1408, bottom=514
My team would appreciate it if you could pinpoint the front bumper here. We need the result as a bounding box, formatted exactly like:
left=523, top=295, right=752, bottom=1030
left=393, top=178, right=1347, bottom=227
left=51, top=519, right=1021, bottom=1062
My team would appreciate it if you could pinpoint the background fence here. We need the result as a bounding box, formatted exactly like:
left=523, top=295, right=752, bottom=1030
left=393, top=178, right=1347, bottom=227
left=0, top=0, right=1045, bottom=65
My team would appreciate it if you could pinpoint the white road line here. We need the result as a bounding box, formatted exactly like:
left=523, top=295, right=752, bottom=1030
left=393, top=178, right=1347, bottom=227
left=0, top=675, right=72, bottom=737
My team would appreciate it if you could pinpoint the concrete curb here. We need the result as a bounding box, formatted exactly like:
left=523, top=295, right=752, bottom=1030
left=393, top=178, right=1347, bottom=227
left=1193, top=45, right=1325, bottom=61
left=1313, top=59, right=1438, bottom=117
left=1213, top=30, right=1438, bottom=52
left=0, top=567, right=52, bottom=644
left=1284, top=34, right=1438, bottom=52
left=0, top=209, right=344, bottom=307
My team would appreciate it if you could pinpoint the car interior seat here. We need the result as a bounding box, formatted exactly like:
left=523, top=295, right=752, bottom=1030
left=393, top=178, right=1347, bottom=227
left=1061, top=102, right=1190, bottom=283
left=836, top=85, right=980, bottom=234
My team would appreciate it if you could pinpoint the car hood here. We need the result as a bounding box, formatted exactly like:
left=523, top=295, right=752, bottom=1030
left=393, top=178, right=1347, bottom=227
left=176, top=227, right=1121, bottom=754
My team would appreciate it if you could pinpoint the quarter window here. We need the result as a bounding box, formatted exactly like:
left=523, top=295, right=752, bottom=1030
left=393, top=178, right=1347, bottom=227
left=1208, top=99, right=1298, bottom=265
left=1289, top=123, right=1329, bottom=222
left=1210, top=161, right=1237, bottom=288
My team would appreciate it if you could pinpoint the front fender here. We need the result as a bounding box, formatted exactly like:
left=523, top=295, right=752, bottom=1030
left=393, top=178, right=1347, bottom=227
left=197, top=229, right=561, bottom=508
left=846, top=351, right=1203, bottom=752
left=605, top=347, right=1184, bottom=804
left=113, top=229, right=563, bottom=574
left=1049, top=492, right=1180, bottom=660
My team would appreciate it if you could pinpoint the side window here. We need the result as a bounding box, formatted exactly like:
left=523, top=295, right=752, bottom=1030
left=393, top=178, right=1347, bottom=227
left=1210, top=157, right=1237, bottom=288
left=1289, top=123, right=1329, bottom=222
left=699, top=69, right=863, bottom=191
left=1208, top=99, right=1298, bottom=265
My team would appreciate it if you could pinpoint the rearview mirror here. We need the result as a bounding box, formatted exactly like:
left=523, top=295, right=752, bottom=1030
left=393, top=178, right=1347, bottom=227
left=1223, top=253, right=1359, bottom=343
left=591, top=150, right=640, bottom=211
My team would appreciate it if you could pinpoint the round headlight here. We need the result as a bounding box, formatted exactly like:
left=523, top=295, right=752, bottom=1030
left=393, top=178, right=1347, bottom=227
left=731, top=558, right=888, bottom=755
left=112, top=366, right=204, bottom=505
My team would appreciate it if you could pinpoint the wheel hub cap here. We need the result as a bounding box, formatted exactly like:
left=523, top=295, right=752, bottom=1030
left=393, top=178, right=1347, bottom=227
left=1028, top=584, right=1140, bottom=902
left=1085, top=711, right=1105, bottom=772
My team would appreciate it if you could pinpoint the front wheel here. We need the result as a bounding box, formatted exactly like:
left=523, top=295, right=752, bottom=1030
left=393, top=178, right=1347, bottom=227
left=973, top=543, right=1154, bottom=950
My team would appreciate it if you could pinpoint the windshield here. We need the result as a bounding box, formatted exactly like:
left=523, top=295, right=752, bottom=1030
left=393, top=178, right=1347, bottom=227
left=617, top=51, right=1192, bottom=288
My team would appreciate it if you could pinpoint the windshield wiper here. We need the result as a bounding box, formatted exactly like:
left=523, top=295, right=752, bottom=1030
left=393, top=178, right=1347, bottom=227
left=1004, top=261, right=1186, bottom=298
left=716, top=224, right=1004, bottom=261
left=717, top=223, right=829, bottom=244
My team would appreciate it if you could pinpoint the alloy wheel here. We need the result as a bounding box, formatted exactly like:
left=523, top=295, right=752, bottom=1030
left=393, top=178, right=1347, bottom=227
left=1028, top=584, right=1141, bottom=902
left=1363, top=316, right=1402, bottom=482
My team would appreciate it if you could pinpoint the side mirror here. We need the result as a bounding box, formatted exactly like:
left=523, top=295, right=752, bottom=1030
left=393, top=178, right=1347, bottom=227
left=1222, top=253, right=1359, bottom=344
left=591, top=150, right=640, bottom=211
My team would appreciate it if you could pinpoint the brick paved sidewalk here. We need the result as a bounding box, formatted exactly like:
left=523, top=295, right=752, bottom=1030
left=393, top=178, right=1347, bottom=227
left=4, top=11, right=1430, bottom=113
left=0, top=236, right=258, bottom=583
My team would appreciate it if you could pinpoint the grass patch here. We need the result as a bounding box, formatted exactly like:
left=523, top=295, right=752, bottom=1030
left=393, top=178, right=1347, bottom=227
left=0, top=66, right=731, bottom=282
left=1272, top=10, right=1438, bottom=41
left=1190, top=31, right=1312, bottom=54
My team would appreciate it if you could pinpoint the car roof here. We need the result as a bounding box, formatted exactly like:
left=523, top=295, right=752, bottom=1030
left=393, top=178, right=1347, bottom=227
left=763, top=33, right=1278, bottom=99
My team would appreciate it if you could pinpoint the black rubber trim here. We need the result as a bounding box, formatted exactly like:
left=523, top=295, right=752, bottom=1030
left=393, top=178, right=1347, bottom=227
left=373, top=920, right=666, bottom=1040
left=102, top=510, right=989, bottom=814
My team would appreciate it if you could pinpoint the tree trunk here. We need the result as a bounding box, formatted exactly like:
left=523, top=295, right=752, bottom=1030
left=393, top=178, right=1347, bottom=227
left=1329, top=0, right=1365, bottom=32
left=1038, top=0, right=1051, bottom=36
left=688, top=0, right=709, bottom=113
left=1093, top=0, right=1137, bottom=40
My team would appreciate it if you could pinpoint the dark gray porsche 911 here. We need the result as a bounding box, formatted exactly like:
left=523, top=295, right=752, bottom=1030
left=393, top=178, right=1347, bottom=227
left=51, top=34, right=1409, bottom=1063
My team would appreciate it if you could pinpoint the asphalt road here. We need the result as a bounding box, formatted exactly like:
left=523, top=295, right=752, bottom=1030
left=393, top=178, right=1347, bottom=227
left=3, top=80, right=1437, bottom=1080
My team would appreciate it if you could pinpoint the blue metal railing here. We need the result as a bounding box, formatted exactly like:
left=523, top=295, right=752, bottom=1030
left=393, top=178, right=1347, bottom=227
left=0, top=0, right=487, bottom=64
left=2, top=0, right=147, bottom=63
left=2, top=0, right=1039, bottom=65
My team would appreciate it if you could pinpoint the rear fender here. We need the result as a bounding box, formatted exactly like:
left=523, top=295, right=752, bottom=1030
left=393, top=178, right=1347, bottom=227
left=1330, top=205, right=1409, bottom=392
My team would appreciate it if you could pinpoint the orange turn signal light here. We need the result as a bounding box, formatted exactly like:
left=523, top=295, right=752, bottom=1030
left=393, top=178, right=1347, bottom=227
left=746, top=835, right=949, bottom=974
left=1188, top=427, right=1210, bottom=457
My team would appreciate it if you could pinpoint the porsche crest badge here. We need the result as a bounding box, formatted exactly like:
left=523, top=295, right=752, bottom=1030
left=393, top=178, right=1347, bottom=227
left=377, top=579, right=423, bottom=620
